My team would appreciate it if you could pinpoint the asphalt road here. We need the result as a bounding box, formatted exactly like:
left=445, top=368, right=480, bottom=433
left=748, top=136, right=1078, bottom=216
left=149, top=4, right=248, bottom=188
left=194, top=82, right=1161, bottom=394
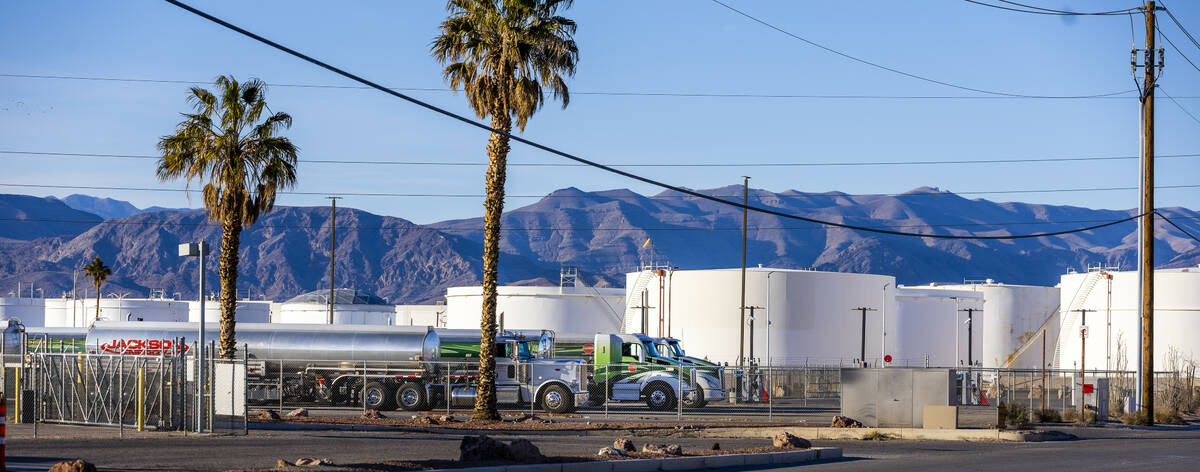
left=7, top=423, right=1200, bottom=472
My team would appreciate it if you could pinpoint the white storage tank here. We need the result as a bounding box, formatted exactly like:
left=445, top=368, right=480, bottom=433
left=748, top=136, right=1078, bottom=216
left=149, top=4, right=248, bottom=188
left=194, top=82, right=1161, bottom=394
left=189, top=299, right=271, bottom=324
left=1057, top=268, right=1200, bottom=371
left=626, top=268, right=896, bottom=366
left=0, top=297, right=47, bottom=327
left=395, top=304, right=446, bottom=327
left=918, top=282, right=1060, bottom=368
left=892, top=287, right=984, bottom=368
left=444, top=285, right=624, bottom=334
left=277, top=289, right=393, bottom=325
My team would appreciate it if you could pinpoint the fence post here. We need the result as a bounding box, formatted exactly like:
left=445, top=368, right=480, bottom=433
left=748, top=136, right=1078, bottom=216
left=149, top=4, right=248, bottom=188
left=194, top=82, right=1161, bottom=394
left=445, top=363, right=450, bottom=417
left=243, top=345, right=249, bottom=436
left=278, top=360, right=283, bottom=411
left=676, top=365, right=682, bottom=420
left=119, top=355, right=125, bottom=438
left=137, top=366, right=145, bottom=432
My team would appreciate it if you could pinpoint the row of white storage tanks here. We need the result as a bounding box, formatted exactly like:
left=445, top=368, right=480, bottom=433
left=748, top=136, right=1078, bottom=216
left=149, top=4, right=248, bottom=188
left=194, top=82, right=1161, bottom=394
left=0, top=289, right=443, bottom=329
left=6, top=267, right=1198, bottom=370
left=452, top=267, right=1199, bottom=370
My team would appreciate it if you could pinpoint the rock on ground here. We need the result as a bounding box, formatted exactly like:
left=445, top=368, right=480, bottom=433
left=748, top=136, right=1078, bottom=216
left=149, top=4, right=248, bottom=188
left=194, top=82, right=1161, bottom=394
left=294, top=457, right=333, bottom=466
left=257, top=410, right=281, bottom=420
left=361, top=409, right=386, bottom=419
left=832, top=415, right=864, bottom=428
left=597, top=447, right=628, bottom=456
left=642, top=443, right=684, bottom=456
left=613, top=437, right=636, bottom=451
left=48, top=460, right=97, bottom=472
left=507, top=438, right=545, bottom=462
left=285, top=408, right=309, bottom=417
left=773, top=432, right=812, bottom=449
left=711, top=442, right=721, bottom=450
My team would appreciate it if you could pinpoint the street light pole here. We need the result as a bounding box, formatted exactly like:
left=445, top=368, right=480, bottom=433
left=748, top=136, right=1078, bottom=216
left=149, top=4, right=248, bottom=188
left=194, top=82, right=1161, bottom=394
left=327, top=196, right=342, bottom=325
left=179, top=241, right=208, bottom=433
left=881, top=283, right=890, bottom=366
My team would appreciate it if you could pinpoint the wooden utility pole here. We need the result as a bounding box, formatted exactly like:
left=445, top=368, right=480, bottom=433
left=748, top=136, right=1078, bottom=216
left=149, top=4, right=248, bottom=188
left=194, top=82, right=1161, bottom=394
left=852, top=307, right=877, bottom=367
left=327, top=196, right=342, bottom=324
left=1075, top=308, right=1095, bottom=417
left=1137, top=0, right=1159, bottom=423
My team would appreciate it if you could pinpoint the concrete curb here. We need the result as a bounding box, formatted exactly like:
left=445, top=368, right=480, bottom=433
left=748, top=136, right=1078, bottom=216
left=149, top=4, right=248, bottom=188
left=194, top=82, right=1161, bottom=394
left=678, top=426, right=1063, bottom=442
left=427, top=447, right=841, bottom=472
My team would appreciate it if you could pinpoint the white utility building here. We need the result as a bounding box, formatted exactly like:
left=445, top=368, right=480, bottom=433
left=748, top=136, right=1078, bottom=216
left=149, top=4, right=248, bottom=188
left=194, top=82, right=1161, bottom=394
left=444, top=285, right=624, bottom=333
left=625, top=267, right=896, bottom=366
left=1057, top=267, right=1200, bottom=371
left=276, top=289, right=395, bottom=325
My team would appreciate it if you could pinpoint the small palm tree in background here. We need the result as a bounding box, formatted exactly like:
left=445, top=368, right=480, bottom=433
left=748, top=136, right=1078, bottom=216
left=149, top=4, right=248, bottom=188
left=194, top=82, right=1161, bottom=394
left=82, top=255, right=111, bottom=321
left=157, top=75, right=298, bottom=359
left=432, top=0, right=579, bottom=421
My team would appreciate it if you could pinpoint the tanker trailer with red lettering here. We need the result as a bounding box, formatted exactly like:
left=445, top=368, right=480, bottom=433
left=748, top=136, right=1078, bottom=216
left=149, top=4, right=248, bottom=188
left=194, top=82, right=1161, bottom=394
left=84, top=321, right=585, bottom=413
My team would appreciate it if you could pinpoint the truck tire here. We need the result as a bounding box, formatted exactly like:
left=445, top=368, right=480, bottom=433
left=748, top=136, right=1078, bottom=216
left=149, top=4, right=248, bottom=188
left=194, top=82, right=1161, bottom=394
left=643, top=381, right=676, bottom=411
left=395, top=381, right=427, bottom=411
left=586, top=382, right=606, bottom=407
left=682, top=387, right=707, bottom=409
left=540, top=384, right=575, bottom=414
left=363, top=381, right=396, bottom=411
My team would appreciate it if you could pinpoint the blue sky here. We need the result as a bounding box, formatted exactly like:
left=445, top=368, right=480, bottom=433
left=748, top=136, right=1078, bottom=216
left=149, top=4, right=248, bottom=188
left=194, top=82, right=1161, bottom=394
left=2, top=0, right=1199, bottom=224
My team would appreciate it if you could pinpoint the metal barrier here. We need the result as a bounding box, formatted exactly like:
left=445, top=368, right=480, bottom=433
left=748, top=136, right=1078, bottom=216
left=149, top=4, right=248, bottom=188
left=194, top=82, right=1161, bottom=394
left=19, top=347, right=248, bottom=436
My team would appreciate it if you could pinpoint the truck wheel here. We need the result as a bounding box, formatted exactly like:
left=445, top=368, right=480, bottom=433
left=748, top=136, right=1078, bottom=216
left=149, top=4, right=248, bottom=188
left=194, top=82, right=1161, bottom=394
left=395, top=381, right=427, bottom=411
left=682, top=388, right=707, bottom=409
left=540, top=384, right=575, bottom=414
left=644, top=381, right=676, bottom=411
left=363, top=381, right=396, bottom=411
left=586, top=382, right=606, bottom=407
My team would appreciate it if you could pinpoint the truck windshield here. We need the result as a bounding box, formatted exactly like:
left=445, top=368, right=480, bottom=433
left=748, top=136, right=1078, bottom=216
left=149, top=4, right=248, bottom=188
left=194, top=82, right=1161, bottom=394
left=666, top=341, right=685, bottom=357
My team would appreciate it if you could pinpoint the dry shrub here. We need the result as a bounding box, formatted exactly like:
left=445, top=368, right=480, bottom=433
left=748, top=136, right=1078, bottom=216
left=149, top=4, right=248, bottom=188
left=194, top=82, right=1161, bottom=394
left=1155, top=408, right=1186, bottom=425
left=1061, top=408, right=1079, bottom=423
left=861, top=431, right=894, bottom=441
left=1034, top=408, right=1061, bottom=423
left=1006, top=402, right=1031, bottom=428
left=1121, top=411, right=1152, bottom=426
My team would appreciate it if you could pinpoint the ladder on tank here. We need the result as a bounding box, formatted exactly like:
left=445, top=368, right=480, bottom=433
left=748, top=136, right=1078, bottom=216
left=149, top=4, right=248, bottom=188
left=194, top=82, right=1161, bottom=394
left=623, top=269, right=655, bottom=333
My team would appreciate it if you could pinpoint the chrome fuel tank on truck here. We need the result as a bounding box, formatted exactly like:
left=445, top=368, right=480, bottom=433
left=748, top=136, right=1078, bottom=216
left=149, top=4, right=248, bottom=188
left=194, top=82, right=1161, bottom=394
left=84, top=321, right=441, bottom=371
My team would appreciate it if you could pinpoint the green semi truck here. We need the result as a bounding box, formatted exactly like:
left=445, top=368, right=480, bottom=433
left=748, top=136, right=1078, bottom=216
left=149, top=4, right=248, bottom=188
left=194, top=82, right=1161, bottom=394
left=541, top=332, right=726, bottom=410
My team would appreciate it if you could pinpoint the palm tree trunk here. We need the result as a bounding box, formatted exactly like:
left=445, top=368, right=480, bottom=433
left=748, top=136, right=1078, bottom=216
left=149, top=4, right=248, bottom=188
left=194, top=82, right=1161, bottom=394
left=218, top=219, right=242, bottom=359
left=472, top=110, right=512, bottom=421
left=94, top=282, right=101, bottom=321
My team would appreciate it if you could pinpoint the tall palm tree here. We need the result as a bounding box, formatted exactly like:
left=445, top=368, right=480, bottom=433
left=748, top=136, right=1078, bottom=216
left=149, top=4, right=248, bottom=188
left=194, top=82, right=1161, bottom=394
left=432, top=0, right=579, bottom=421
left=82, top=256, right=111, bottom=322
left=157, top=75, right=298, bottom=359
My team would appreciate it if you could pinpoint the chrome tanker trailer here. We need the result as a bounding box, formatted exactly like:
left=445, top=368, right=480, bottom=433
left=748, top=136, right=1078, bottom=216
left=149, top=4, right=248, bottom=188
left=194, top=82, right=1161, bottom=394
left=84, top=321, right=587, bottom=413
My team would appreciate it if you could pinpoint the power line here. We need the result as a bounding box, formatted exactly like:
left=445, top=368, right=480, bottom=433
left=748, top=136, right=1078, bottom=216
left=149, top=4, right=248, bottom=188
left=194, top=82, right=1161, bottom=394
left=2, top=72, right=1165, bottom=100
left=8, top=149, right=1200, bottom=168
left=966, top=0, right=1139, bottom=16
left=1155, top=211, right=1200, bottom=244
left=7, top=181, right=1200, bottom=199
left=1160, top=87, right=1200, bottom=126
left=710, top=0, right=1137, bottom=99
left=1158, top=25, right=1200, bottom=74
left=0, top=215, right=1152, bottom=233
left=160, top=0, right=1149, bottom=241
left=1161, top=5, right=1200, bottom=52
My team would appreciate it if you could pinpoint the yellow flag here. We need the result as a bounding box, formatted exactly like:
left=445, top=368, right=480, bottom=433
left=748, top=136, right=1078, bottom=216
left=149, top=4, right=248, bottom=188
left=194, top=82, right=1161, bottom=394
left=642, top=238, right=652, bottom=249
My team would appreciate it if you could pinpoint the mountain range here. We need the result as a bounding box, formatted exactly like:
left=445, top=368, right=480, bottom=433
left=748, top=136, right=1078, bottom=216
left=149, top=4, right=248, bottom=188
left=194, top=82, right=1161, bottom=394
left=2, top=188, right=1198, bottom=304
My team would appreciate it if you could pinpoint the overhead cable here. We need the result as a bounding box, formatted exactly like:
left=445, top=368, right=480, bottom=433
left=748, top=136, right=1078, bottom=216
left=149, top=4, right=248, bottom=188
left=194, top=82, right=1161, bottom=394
left=1155, top=211, right=1200, bottom=244
left=965, top=0, right=1138, bottom=16
left=1160, top=87, right=1200, bottom=126
left=7, top=181, right=1200, bottom=199
left=8, top=149, right=1200, bottom=168
left=160, top=0, right=1147, bottom=240
left=0, top=215, right=1151, bottom=234
left=0, top=72, right=1157, bottom=100
left=710, top=0, right=1136, bottom=98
